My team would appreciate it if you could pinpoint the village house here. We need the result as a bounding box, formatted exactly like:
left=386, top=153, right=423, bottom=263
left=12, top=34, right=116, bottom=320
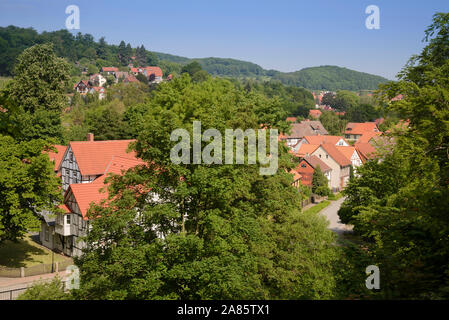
left=309, top=144, right=352, bottom=191
left=73, top=80, right=89, bottom=94
left=89, top=73, right=107, bottom=87
left=344, top=122, right=379, bottom=141
left=295, top=155, right=332, bottom=188
left=101, top=67, right=119, bottom=76
left=40, top=134, right=144, bottom=257
left=309, top=109, right=322, bottom=119
left=88, top=86, right=106, bottom=100
left=281, top=120, right=328, bottom=148
left=292, top=135, right=349, bottom=153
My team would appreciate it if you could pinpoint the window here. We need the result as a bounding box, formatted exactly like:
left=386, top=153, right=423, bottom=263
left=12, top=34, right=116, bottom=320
left=44, top=226, right=49, bottom=242
left=301, top=164, right=306, bottom=168
left=66, top=214, right=71, bottom=225
left=326, top=155, right=329, bottom=159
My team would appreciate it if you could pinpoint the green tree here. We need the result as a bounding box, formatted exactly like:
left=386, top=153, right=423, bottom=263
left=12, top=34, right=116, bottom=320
left=74, top=75, right=341, bottom=299
left=319, top=110, right=347, bottom=135
left=1, top=43, right=70, bottom=142
left=17, top=277, right=70, bottom=300
left=0, top=135, right=63, bottom=243
left=136, top=72, right=149, bottom=85
left=339, top=12, right=449, bottom=299
left=181, top=61, right=202, bottom=77
left=312, top=165, right=330, bottom=196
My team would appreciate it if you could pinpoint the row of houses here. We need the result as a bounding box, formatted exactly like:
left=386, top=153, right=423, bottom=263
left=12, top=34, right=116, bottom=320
left=39, top=118, right=385, bottom=256
left=101, top=66, right=164, bottom=84
left=281, top=119, right=381, bottom=191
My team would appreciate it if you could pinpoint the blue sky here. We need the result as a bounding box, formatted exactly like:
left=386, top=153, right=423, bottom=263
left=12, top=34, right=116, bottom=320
left=1, top=0, right=449, bottom=79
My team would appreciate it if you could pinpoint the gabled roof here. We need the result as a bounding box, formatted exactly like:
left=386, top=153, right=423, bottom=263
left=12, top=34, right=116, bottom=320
left=283, top=120, right=328, bottom=139
left=309, top=109, right=322, bottom=118
left=354, top=143, right=377, bottom=161
left=286, top=117, right=297, bottom=123
left=302, top=155, right=331, bottom=172
left=303, top=135, right=347, bottom=146
left=144, top=66, right=163, bottom=77
left=63, top=140, right=136, bottom=176
left=357, top=131, right=382, bottom=144
left=67, top=156, right=145, bottom=219
left=335, top=146, right=357, bottom=162
left=73, top=80, right=89, bottom=89
left=344, top=122, right=379, bottom=135
left=319, top=144, right=352, bottom=167
left=101, top=67, right=119, bottom=72
left=296, top=144, right=320, bottom=157
left=46, top=145, right=67, bottom=171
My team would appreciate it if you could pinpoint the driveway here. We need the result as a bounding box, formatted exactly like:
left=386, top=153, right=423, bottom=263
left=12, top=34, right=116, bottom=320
left=320, top=197, right=353, bottom=235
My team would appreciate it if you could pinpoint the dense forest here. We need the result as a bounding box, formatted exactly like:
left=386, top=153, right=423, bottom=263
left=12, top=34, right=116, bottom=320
left=0, top=25, right=388, bottom=91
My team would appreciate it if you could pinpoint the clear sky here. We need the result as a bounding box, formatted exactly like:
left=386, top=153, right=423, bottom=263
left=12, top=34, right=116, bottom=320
left=1, top=0, right=449, bottom=79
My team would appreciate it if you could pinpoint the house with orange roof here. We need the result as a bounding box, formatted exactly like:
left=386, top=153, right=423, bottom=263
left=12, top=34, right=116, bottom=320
left=101, top=67, right=119, bottom=75
left=354, top=143, right=377, bottom=163
left=39, top=134, right=144, bottom=256
left=46, top=145, right=67, bottom=172
left=295, top=143, right=320, bottom=158
left=344, top=122, right=380, bottom=141
left=73, top=80, right=89, bottom=94
left=295, top=155, right=332, bottom=188
left=309, top=109, right=322, bottom=119
left=293, top=135, right=349, bottom=152
left=335, top=146, right=363, bottom=168
left=281, top=120, right=328, bottom=147
left=309, top=143, right=352, bottom=191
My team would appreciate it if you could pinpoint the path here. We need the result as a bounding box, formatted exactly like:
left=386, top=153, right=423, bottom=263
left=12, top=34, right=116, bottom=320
left=319, top=197, right=353, bottom=235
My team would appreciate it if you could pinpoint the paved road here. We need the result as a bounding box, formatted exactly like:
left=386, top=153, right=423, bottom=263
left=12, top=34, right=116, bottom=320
left=320, top=197, right=353, bottom=235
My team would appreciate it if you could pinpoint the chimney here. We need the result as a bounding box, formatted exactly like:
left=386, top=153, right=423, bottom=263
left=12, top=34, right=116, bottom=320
left=87, top=133, right=94, bottom=142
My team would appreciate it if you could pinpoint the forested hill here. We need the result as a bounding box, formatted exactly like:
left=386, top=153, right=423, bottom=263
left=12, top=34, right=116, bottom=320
left=0, top=25, right=389, bottom=90
left=155, top=53, right=389, bottom=90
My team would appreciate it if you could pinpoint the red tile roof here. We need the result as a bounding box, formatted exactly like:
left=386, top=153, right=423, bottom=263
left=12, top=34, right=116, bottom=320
left=309, top=109, right=322, bottom=118
left=357, top=131, right=382, bottom=144
left=303, top=135, right=347, bottom=146
left=66, top=140, right=136, bottom=176
left=102, top=67, right=119, bottom=72
left=296, top=144, right=320, bottom=157
left=355, top=143, right=377, bottom=162
left=286, top=117, right=297, bottom=123
left=144, top=66, right=163, bottom=78
left=46, top=145, right=67, bottom=171
left=344, top=122, right=379, bottom=135
left=303, top=155, right=331, bottom=172
left=335, top=146, right=357, bottom=162
left=67, top=156, right=145, bottom=219
left=320, top=144, right=352, bottom=167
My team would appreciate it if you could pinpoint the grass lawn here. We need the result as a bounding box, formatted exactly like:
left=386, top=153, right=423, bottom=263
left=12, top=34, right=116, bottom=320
left=0, top=235, right=71, bottom=268
left=303, top=200, right=331, bottom=215
left=327, top=192, right=343, bottom=201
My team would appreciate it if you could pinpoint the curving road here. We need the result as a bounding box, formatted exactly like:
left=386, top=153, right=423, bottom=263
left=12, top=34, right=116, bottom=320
left=320, top=197, right=353, bottom=235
